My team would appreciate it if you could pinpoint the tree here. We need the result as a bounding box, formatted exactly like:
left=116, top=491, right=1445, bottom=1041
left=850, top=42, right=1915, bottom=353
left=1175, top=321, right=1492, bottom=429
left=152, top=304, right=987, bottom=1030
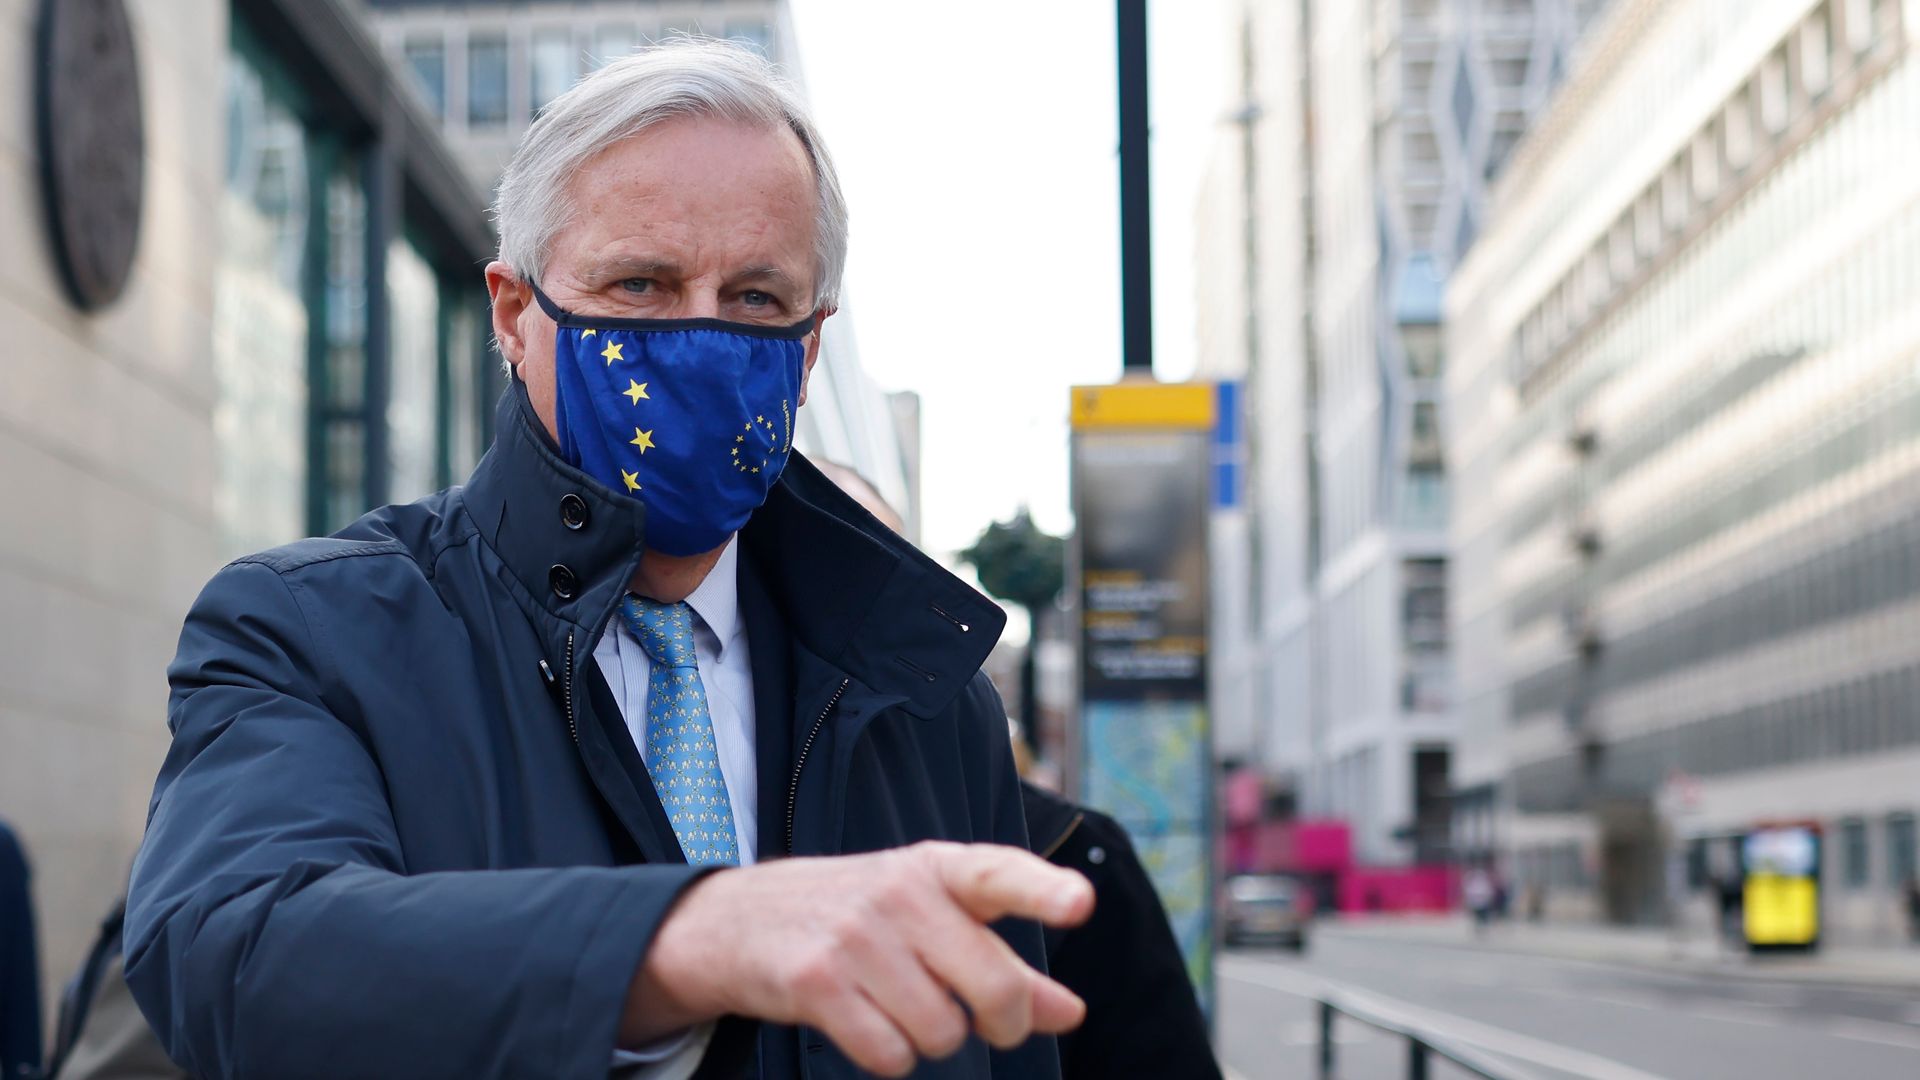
left=960, top=509, right=1065, bottom=754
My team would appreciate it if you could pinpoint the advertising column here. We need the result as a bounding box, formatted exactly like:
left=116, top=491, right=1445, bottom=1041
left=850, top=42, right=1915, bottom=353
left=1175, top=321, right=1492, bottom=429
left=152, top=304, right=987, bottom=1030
left=1069, top=381, right=1216, bottom=1012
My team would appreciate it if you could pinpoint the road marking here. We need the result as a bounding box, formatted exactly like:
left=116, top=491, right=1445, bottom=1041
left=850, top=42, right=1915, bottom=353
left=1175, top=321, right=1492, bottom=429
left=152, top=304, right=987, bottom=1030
left=1220, top=956, right=1681, bottom=1080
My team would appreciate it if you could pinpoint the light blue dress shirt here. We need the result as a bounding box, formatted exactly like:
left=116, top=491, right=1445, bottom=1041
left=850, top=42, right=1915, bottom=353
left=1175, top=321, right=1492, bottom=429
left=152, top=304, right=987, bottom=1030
left=594, top=539, right=756, bottom=1075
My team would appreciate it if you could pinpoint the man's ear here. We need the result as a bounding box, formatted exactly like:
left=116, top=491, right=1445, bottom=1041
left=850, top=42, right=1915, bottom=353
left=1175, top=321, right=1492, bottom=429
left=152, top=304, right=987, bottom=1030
left=798, top=307, right=833, bottom=406
left=486, top=261, right=529, bottom=376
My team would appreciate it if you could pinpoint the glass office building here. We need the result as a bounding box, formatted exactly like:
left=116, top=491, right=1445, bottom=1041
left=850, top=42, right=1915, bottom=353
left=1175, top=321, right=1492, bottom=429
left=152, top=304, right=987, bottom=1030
left=1198, top=0, right=1606, bottom=863
left=1448, top=0, right=1920, bottom=937
left=218, top=9, right=496, bottom=555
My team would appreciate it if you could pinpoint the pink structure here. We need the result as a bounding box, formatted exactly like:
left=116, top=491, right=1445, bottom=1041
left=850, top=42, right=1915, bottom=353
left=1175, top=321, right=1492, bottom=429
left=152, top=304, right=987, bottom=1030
left=1227, top=816, right=1457, bottom=914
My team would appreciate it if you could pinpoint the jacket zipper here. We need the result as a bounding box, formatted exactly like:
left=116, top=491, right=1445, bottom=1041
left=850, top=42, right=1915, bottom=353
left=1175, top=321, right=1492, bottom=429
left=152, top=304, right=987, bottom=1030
left=563, top=630, right=578, bottom=744
left=786, top=676, right=850, bottom=855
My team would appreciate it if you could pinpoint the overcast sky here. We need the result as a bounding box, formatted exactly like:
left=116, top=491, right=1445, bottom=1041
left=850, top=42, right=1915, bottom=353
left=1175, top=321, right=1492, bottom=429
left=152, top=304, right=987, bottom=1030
left=787, top=0, right=1235, bottom=555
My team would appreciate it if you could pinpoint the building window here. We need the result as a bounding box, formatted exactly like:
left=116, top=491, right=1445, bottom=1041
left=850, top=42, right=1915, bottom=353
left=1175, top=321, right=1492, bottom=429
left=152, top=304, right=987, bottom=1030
left=1724, top=87, right=1754, bottom=170
left=1402, top=558, right=1449, bottom=648
left=467, top=34, right=509, bottom=127
left=530, top=29, right=576, bottom=114
left=1634, top=189, right=1661, bottom=257
left=1845, top=0, right=1877, bottom=53
left=1403, top=324, right=1443, bottom=378
left=1840, top=818, right=1870, bottom=888
left=1889, top=813, right=1917, bottom=888
left=1660, top=157, right=1689, bottom=233
left=1608, top=216, right=1635, bottom=282
left=402, top=37, right=445, bottom=119
left=1800, top=5, right=1834, bottom=98
left=387, top=238, right=441, bottom=504
left=593, top=23, right=636, bottom=69
left=217, top=47, right=312, bottom=557
left=725, top=18, right=772, bottom=56
left=321, top=165, right=369, bottom=533
left=1691, top=130, right=1720, bottom=204
left=1758, top=49, right=1791, bottom=134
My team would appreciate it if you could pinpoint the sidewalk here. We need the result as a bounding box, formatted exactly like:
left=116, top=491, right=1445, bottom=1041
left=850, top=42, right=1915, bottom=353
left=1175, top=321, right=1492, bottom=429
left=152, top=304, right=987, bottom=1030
left=1318, top=914, right=1920, bottom=990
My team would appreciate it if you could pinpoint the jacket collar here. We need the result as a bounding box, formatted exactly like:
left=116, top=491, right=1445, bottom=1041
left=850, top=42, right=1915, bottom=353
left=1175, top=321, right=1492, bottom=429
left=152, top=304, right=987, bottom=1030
left=465, top=385, right=1008, bottom=717
left=463, top=383, right=649, bottom=634
left=740, top=454, right=1006, bottom=720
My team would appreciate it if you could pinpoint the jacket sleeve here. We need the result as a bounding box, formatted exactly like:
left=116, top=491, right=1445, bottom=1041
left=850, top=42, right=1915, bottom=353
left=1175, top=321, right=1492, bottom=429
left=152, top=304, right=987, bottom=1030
left=0, top=824, right=42, bottom=1077
left=965, top=673, right=1064, bottom=1079
left=124, top=559, right=708, bottom=1080
left=1051, top=812, right=1222, bottom=1080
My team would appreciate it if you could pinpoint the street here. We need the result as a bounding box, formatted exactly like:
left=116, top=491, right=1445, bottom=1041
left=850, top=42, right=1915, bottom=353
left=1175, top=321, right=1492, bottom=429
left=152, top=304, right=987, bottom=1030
left=1216, top=927, right=1920, bottom=1079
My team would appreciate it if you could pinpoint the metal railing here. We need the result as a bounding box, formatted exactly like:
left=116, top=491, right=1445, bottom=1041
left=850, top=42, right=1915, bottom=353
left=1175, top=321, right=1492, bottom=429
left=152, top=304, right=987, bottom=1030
left=1316, top=990, right=1530, bottom=1080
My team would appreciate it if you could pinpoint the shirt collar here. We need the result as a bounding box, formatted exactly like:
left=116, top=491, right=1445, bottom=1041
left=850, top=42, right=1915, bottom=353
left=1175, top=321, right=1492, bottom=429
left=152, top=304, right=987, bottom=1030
left=683, top=536, right=742, bottom=658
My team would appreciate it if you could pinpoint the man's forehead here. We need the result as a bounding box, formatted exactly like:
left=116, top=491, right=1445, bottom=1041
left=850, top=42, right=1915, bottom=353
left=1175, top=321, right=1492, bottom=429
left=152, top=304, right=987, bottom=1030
left=573, top=115, right=813, bottom=194
left=557, top=117, right=817, bottom=263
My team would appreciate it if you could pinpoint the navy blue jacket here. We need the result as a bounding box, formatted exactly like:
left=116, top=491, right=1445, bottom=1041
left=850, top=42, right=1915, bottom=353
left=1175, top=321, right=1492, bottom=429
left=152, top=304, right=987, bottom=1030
left=125, top=386, right=1051, bottom=1080
left=0, top=821, right=41, bottom=1080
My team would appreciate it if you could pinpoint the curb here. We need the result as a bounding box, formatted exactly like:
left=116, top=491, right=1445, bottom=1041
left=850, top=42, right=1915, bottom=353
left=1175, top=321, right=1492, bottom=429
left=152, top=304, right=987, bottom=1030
left=1313, top=921, right=1920, bottom=993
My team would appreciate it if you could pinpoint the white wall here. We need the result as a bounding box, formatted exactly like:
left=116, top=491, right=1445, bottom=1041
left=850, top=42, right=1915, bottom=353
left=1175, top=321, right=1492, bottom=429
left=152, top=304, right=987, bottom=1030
left=0, top=0, right=229, bottom=1015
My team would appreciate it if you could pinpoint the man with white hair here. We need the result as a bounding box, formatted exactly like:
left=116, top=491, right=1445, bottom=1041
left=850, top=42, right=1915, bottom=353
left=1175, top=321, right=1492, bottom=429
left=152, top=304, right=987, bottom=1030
left=125, top=40, right=1089, bottom=1080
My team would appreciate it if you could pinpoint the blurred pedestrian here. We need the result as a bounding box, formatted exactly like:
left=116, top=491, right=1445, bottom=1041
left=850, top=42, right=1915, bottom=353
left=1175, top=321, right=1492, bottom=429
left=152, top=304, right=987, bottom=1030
left=125, top=39, right=1091, bottom=1080
left=1714, top=871, right=1744, bottom=945
left=1463, top=865, right=1496, bottom=934
left=1904, top=876, right=1920, bottom=944
left=0, top=820, right=41, bottom=1080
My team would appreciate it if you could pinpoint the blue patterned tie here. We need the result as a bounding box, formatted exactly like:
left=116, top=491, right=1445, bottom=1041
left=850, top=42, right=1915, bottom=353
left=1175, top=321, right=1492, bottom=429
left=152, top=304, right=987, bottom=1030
left=619, top=596, right=740, bottom=866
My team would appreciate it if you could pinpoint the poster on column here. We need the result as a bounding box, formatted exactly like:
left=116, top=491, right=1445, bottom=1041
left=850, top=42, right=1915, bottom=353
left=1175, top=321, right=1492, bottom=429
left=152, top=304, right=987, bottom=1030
left=1069, top=382, right=1215, bottom=1014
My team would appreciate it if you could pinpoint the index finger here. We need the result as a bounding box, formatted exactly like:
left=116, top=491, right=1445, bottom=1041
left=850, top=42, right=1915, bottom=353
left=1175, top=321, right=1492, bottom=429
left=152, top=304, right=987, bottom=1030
left=929, top=843, right=1095, bottom=927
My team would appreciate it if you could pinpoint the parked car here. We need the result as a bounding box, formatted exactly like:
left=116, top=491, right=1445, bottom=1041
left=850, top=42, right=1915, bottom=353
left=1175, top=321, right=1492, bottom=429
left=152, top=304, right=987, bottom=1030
left=1224, top=874, right=1309, bottom=950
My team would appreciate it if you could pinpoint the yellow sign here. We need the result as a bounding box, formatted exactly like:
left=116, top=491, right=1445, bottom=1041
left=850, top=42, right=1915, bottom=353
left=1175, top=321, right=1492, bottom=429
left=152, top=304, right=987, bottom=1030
left=1071, top=382, right=1215, bottom=430
left=1744, top=874, right=1820, bottom=946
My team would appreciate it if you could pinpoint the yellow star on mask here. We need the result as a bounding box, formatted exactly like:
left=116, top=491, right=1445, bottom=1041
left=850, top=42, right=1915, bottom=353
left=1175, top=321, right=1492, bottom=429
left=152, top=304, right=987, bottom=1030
left=621, top=468, right=641, bottom=492
left=624, top=379, right=649, bottom=404
left=602, top=341, right=624, bottom=365
left=630, top=428, right=655, bottom=453
left=582, top=329, right=598, bottom=338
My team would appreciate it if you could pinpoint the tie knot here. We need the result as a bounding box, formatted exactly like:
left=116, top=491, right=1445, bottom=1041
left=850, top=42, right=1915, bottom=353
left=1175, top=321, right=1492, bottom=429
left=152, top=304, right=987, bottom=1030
left=621, top=596, right=698, bottom=670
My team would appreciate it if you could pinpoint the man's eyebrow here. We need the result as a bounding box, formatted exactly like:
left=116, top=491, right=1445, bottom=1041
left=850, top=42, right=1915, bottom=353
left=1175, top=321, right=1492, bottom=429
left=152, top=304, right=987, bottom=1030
left=583, top=257, right=682, bottom=284
left=734, top=266, right=799, bottom=291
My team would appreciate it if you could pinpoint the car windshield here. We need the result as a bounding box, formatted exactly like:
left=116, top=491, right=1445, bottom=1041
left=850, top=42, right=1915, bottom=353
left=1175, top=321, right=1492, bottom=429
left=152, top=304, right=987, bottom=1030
left=1230, top=877, right=1294, bottom=903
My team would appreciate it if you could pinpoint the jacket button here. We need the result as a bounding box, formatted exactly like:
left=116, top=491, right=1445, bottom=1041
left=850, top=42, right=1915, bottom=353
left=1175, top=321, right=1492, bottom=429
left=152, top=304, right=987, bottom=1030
left=559, top=493, right=589, bottom=530
left=548, top=564, right=578, bottom=600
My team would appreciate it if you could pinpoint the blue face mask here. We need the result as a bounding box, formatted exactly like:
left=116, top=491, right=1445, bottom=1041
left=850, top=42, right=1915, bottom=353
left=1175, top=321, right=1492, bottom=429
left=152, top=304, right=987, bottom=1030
left=531, top=284, right=812, bottom=557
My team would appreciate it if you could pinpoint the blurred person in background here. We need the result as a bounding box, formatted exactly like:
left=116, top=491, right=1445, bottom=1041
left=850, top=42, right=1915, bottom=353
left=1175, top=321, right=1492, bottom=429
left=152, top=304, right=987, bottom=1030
left=815, top=461, right=1221, bottom=1080
left=1463, top=864, right=1496, bottom=935
left=125, top=39, right=1091, bottom=1080
left=0, top=819, right=40, bottom=1080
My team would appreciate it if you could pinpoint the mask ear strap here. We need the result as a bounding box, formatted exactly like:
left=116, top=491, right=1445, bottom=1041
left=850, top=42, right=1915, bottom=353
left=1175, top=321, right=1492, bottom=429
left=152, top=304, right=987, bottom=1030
left=526, top=281, right=572, bottom=325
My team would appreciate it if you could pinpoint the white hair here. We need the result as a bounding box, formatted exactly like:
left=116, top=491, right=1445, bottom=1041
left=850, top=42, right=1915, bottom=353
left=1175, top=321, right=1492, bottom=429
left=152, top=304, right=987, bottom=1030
left=493, top=37, right=847, bottom=310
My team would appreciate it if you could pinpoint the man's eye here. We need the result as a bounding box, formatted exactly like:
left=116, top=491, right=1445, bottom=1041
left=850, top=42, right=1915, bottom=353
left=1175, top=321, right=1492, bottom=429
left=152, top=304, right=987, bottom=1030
left=620, top=279, right=654, bottom=295
left=742, top=290, right=774, bottom=308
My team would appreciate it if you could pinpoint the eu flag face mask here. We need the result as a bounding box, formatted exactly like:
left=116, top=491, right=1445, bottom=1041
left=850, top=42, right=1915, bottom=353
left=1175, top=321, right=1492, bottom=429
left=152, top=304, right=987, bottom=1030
left=531, top=284, right=811, bottom=557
